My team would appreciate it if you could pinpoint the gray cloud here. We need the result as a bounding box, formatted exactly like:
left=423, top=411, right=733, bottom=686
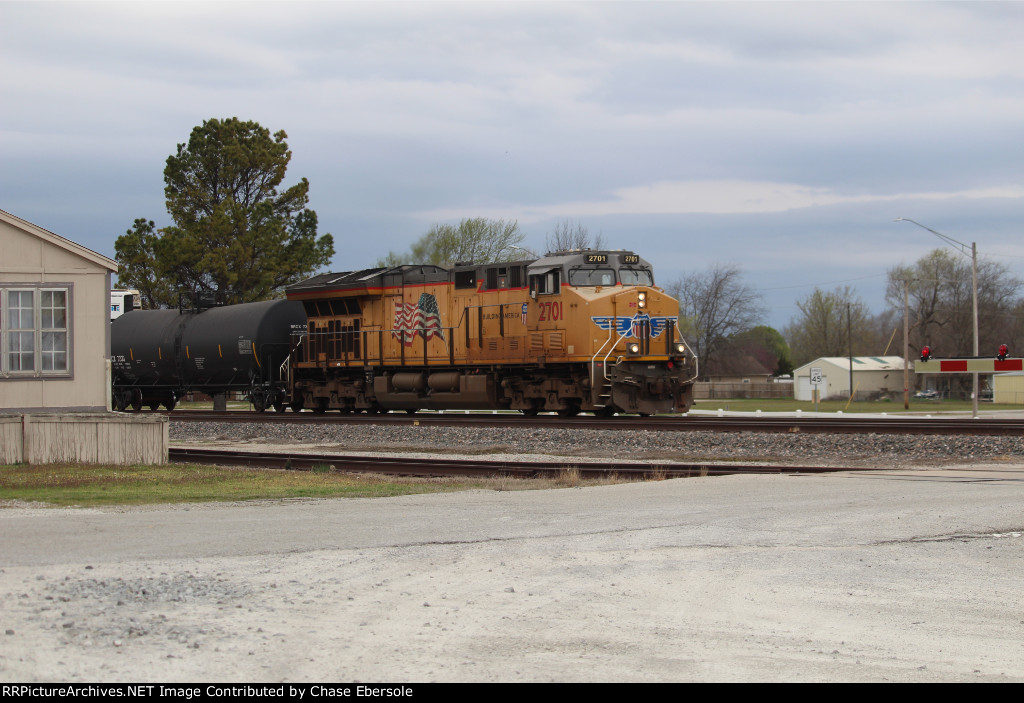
left=2, top=1, right=1022, bottom=330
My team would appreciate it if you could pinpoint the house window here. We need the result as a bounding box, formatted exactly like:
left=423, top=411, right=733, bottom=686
left=2, top=286, right=70, bottom=376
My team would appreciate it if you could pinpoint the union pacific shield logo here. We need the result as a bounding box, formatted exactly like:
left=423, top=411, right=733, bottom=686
left=592, top=313, right=675, bottom=338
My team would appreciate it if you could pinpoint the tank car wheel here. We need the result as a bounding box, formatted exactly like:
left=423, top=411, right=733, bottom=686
left=164, top=397, right=177, bottom=411
left=313, top=398, right=329, bottom=414
left=130, top=388, right=143, bottom=412
left=520, top=407, right=539, bottom=417
left=273, top=401, right=286, bottom=413
left=405, top=408, right=418, bottom=415
left=252, top=395, right=267, bottom=413
left=148, top=402, right=161, bottom=412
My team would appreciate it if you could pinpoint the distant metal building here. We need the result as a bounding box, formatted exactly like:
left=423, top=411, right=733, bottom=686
left=993, top=372, right=1024, bottom=405
left=793, top=356, right=911, bottom=401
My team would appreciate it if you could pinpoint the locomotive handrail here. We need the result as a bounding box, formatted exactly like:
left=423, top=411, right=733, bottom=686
left=591, top=319, right=629, bottom=381
left=300, top=325, right=461, bottom=368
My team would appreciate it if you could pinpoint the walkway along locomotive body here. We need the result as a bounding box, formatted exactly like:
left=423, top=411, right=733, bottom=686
left=284, top=250, right=697, bottom=415
left=110, top=299, right=306, bottom=411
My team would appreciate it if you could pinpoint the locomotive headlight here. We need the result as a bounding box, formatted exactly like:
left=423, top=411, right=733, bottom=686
left=638, top=292, right=647, bottom=309
left=627, top=342, right=641, bottom=355
left=674, top=342, right=686, bottom=355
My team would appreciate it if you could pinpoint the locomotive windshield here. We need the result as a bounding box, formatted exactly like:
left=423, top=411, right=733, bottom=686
left=567, top=266, right=654, bottom=287
left=619, top=268, right=654, bottom=286
left=568, top=268, right=616, bottom=286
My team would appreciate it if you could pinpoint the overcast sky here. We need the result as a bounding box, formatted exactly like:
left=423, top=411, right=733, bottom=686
left=3, top=1, right=1023, bottom=331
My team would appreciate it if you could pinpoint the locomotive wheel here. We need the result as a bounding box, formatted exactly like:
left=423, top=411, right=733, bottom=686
left=557, top=404, right=581, bottom=417
left=594, top=406, right=617, bottom=417
left=130, top=388, right=143, bottom=412
left=405, top=408, right=418, bottom=415
left=520, top=399, right=541, bottom=416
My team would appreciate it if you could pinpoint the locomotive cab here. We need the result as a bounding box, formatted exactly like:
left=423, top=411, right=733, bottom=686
left=525, top=250, right=696, bottom=415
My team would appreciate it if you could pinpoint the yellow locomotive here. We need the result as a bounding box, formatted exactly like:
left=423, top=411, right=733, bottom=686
left=284, top=250, right=697, bottom=415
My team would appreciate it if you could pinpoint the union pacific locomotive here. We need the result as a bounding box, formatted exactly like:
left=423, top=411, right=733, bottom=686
left=285, top=250, right=697, bottom=415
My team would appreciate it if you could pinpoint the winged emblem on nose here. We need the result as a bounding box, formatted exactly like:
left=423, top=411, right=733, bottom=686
left=591, top=313, right=676, bottom=339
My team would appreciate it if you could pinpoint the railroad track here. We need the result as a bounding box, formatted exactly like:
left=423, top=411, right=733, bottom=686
left=169, top=446, right=878, bottom=478
left=161, top=410, right=1024, bottom=436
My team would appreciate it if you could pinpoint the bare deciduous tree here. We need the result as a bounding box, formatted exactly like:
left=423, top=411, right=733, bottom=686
left=378, top=218, right=526, bottom=267
left=544, top=219, right=605, bottom=254
left=664, top=264, right=766, bottom=379
left=885, top=248, right=1024, bottom=359
left=784, top=286, right=873, bottom=366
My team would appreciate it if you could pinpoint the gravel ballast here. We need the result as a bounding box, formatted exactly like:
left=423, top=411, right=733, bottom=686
left=170, top=419, right=1024, bottom=467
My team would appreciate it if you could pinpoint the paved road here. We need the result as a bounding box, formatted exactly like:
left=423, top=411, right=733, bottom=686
left=2, top=466, right=1023, bottom=682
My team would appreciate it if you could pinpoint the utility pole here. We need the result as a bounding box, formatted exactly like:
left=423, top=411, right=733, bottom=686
left=847, top=303, right=853, bottom=402
left=903, top=278, right=910, bottom=410
left=895, top=218, right=979, bottom=418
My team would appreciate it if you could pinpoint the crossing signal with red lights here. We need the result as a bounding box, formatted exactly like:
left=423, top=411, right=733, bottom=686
left=998, top=344, right=1009, bottom=361
left=920, top=346, right=931, bottom=362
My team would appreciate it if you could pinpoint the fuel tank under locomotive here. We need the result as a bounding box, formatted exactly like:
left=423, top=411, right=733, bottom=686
left=111, top=299, right=306, bottom=411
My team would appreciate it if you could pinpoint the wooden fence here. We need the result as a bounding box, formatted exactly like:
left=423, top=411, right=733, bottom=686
left=0, top=413, right=168, bottom=465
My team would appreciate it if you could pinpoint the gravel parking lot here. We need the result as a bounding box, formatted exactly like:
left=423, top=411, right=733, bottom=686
left=3, top=449, right=1024, bottom=682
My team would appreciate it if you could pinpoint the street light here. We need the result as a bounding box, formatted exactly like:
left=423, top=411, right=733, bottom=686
left=894, top=217, right=979, bottom=418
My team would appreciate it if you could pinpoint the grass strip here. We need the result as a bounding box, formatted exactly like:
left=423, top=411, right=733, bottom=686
left=0, top=462, right=634, bottom=508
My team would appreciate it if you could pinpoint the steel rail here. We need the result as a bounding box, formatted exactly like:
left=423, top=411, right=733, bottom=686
left=160, top=410, right=1024, bottom=436
left=169, top=446, right=878, bottom=478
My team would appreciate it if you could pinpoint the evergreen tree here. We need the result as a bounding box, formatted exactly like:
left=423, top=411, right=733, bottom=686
left=116, top=117, right=334, bottom=305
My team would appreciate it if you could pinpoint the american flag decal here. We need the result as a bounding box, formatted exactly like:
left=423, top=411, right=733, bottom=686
left=393, top=293, right=445, bottom=346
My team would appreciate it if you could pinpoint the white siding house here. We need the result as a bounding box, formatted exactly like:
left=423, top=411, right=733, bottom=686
left=1, top=209, right=117, bottom=411
left=1, top=209, right=166, bottom=464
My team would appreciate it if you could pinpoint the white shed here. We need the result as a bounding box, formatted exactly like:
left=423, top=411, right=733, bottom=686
left=793, top=356, right=911, bottom=402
